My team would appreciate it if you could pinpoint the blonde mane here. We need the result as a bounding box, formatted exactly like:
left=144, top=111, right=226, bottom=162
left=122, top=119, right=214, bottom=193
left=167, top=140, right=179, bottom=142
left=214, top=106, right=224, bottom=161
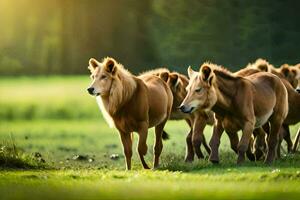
left=98, top=58, right=137, bottom=127
left=138, top=68, right=170, bottom=77
left=201, top=62, right=236, bottom=80
left=96, top=96, right=115, bottom=128
left=251, top=58, right=274, bottom=72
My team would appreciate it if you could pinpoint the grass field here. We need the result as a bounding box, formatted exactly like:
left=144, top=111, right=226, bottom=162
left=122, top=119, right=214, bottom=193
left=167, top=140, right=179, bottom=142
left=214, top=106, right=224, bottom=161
left=1, top=76, right=300, bottom=200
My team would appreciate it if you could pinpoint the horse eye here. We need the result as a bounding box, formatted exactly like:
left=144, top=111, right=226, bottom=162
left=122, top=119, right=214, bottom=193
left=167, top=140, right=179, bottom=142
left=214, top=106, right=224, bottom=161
left=195, top=88, right=202, bottom=93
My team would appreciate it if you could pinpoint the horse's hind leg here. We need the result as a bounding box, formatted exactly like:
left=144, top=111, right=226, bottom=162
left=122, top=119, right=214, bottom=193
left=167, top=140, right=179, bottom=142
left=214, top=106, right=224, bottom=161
left=282, top=124, right=293, bottom=153
left=246, top=136, right=256, bottom=161
left=226, top=131, right=238, bottom=154
left=253, top=127, right=267, bottom=161
left=153, top=120, right=167, bottom=169
left=277, top=127, right=284, bottom=159
left=227, top=130, right=255, bottom=162
left=237, top=121, right=254, bottom=164
left=265, top=118, right=282, bottom=164
left=137, top=123, right=150, bottom=169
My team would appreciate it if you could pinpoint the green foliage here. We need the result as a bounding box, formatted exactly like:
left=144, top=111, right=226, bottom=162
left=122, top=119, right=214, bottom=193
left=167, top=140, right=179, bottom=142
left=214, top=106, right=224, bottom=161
left=0, top=56, right=23, bottom=75
left=1, top=0, right=300, bottom=75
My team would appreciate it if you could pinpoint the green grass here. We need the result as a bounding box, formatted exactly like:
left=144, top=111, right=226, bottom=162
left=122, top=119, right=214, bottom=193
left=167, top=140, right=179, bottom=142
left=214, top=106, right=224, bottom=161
left=1, top=169, right=300, bottom=200
left=1, top=76, right=300, bottom=200
left=0, top=135, right=47, bottom=169
left=0, top=76, right=99, bottom=120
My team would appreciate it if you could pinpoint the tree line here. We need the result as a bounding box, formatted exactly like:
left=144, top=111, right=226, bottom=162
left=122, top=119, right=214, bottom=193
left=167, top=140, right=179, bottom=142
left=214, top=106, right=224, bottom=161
left=0, top=0, right=299, bottom=75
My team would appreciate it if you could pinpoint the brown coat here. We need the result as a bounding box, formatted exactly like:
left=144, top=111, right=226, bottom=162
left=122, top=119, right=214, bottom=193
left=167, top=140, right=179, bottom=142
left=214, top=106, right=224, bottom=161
left=87, top=57, right=173, bottom=170
left=181, top=63, right=288, bottom=164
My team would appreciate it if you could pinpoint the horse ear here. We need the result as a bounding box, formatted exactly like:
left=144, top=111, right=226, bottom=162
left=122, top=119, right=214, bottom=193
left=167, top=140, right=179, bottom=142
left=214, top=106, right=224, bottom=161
left=159, top=71, right=169, bottom=82
left=88, top=58, right=99, bottom=72
left=105, top=58, right=117, bottom=75
left=257, top=64, right=268, bottom=72
left=169, top=73, right=179, bottom=88
left=188, top=66, right=196, bottom=78
left=201, top=65, right=212, bottom=81
left=290, top=69, right=297, bottom=78
left=280, top=65, right=290, bottom=77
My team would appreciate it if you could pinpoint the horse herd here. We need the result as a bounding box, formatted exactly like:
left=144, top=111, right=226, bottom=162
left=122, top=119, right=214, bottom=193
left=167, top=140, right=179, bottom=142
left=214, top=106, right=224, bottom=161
left=87, top=57, right=300, bottom=170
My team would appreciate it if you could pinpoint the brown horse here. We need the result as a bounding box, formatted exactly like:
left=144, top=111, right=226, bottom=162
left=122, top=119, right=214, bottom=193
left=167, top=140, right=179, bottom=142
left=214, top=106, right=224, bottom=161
left=157, top=70, right=214, bottom=162
left=180, top=62, right=288, bottom=164
left=87, top=57, right=173, bottom=170
left=251, top=58, right=299, bottom=89
left=250, top=59, right=300, bottom=155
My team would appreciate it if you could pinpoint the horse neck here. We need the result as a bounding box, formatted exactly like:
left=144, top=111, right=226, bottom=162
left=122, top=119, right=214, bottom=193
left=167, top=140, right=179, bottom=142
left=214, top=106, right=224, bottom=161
left=105, top=73, right=137, bottom=116
left=212, top=73, right=239, bottom=113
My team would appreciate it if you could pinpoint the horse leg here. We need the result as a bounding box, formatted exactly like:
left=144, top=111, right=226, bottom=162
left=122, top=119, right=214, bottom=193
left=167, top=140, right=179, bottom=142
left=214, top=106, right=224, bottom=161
left=153, top=120, right=167, bottom=168
left=138, top=123, right=150, bottom=169
left=119, top=131, right=133, bottom=170
left=237, top=121, right=254, bottom=164
left=192, top=116, right=208, bottom=159
left=209, top=119, right=224, bottom=164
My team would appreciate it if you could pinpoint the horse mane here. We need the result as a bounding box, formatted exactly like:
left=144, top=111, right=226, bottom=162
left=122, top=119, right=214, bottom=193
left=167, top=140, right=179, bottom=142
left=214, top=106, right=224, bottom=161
left=101, top=57, right=137, bottom=116
left=201, top=62, right=237, bottom=80
left=200, top=62, right=239, bottom=105
left=234, top=67, right=260, bottom=77
left=251, top=58, right=274, bottom=72
left=139, top=68, right=169, bottom=77
left=177, top=73, right=189, bottom=86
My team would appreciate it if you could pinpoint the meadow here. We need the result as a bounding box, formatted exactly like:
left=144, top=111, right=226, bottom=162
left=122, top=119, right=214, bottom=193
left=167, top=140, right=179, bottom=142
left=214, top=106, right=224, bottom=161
left=1, top=76, right=300, bottom=200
